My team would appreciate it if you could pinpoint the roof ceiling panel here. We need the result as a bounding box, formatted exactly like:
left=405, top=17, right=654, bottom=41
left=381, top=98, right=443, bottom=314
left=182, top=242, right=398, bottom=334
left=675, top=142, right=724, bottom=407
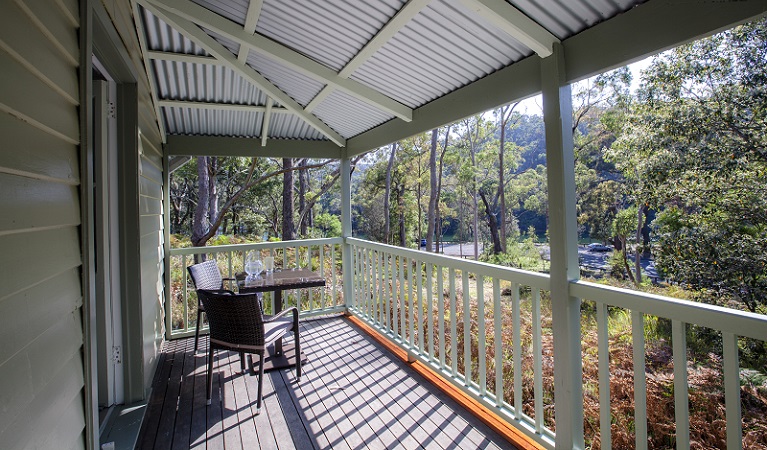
left=268, top=113, right=328, bottom=140
left=163, top=108, right=263, bottom=137
left=350, top=0, right=530, bottom=108
left=511, top=0, right=643, bottom=39
left=142, top=7, right=209, bottom=55
left=190, top=0, right=250, bottom=27
left=312, top=90, right=395, bottom=138
left=257, top=0, right=407, bottom=71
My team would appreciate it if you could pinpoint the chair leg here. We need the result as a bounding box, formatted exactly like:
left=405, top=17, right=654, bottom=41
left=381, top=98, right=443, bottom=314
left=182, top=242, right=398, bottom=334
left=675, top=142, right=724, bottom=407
left=194, top=310, right=203, bottom=353
left=256, top=352, right=265, bottom=415
left=206, top=347, right=214, bottom=406
left=295, top=330, right=301, bottom=382
left=240, top=351, right=246, bottom=374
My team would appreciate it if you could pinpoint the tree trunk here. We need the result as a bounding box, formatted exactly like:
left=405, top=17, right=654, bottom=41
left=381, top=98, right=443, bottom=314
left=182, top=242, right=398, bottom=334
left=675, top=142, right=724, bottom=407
left=634, top=204, right=645, bottom=285
left=191, top=157, right=210, bottom=257
left=622, top=237, right=636, bottom=284
left=298, top=159, right=308, bottom=236
left=471, top=148, right=479, bottom=261
left=383, top=143, right=396, bottom=244
left=207, top=157, right=218, bottom=237
left=480, top=191, right=503, bottom=254
left=499, top=116, right=507, bottom=253
left=426, top=129, right=438, bottom=253
left=282, top=158, right=295, bottom=240
left=435, top=126, right=450, bottom=253
left=398, top=183, right=406, bottom=247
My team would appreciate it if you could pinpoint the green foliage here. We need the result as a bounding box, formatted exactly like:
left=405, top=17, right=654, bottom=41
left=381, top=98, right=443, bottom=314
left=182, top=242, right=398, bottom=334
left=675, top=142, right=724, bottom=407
left=312, top=212, right=342, bottom=237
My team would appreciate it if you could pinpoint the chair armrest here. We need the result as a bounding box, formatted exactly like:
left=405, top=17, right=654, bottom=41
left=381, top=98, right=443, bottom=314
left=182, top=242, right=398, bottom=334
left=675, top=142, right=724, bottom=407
left=198, top=288, right=236, bottom=296
left=265, top=306, right=298, bottom=322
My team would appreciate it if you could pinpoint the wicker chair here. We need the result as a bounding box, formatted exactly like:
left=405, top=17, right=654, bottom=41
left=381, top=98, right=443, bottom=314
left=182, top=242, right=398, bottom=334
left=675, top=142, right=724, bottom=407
left=197, top=289, right=301, bottom=413
left=187, top=260, right=236, bottom=353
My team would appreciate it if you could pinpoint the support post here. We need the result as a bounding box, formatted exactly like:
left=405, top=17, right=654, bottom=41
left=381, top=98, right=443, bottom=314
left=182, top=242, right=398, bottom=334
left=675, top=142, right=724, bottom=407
left=341, top=154, right=353, bottom=312
left=542, top=43, right=584, bottom=449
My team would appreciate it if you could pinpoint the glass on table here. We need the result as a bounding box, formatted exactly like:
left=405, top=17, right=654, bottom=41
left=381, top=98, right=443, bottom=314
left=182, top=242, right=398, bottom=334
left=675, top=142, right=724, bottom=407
left=263, top=256, right=274, bottom=274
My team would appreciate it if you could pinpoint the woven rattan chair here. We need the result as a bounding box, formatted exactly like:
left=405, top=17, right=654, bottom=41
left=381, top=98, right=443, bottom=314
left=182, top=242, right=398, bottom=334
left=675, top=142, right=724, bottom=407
left=187, top=260, right=236, bottom=353
left=197, top=289, right=301, bottom=414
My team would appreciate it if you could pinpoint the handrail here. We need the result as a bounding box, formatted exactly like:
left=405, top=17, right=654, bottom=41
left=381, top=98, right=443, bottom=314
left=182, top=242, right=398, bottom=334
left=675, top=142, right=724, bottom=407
left=347, top=237, right=550, bottom=290
left=169, top=237, right=344, bottom=255
left=571, top=280, right=767, bottom=341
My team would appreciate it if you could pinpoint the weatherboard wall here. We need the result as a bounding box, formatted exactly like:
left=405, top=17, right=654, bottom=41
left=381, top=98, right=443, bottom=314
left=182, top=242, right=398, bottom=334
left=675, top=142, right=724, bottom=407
left=0, top=0, right=87, bottom=449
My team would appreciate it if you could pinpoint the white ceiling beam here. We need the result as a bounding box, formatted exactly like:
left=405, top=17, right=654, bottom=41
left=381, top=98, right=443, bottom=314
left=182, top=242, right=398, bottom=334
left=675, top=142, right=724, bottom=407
left=458, top=0, right=559, bottom=57
left=158, top=99, right=289, bottom=113
left=138, top=0, right=346, bottom=146
left=146, top=51, right=223, bottom=65
left=132, top=3, right=168, bottom=142
left=238, top=0, right=263, bottom=63
left=166, top=135, right=343, bottom=159
left=306, top=0, right=431, bottom=113
left=261, top=98, right=272, bottom=147
left=146, top=0, right=413, bottom=122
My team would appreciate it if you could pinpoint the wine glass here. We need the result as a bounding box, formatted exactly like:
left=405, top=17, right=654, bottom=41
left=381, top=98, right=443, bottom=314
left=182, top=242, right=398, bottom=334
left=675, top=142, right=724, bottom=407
left=244, top=252, right=263, bottom=280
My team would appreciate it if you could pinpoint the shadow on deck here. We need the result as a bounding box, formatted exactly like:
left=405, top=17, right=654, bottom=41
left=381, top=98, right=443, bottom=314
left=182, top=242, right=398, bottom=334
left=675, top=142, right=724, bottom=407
left=137, top=316, right=516, bottom=449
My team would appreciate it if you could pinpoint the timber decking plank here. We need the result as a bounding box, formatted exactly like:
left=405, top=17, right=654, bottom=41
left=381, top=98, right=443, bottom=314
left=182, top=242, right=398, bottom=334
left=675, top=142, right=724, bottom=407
left=295, top=322, right=389, bottom=449
left=153, top=338, right=189, bottom=448
left=138, top=316, right=514, bottom=450
left=189, top=336, right=209, bottom=449
left=170, top=341, right=197, bottom=450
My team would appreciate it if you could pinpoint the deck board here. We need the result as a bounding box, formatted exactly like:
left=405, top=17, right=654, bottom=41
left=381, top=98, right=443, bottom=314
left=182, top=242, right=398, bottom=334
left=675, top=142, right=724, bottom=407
left=137, top=316, right=517, bottom=450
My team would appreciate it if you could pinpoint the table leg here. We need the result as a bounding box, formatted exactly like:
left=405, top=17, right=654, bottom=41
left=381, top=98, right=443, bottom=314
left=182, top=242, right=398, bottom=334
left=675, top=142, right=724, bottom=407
left=274, top=289, right=283, bottom=355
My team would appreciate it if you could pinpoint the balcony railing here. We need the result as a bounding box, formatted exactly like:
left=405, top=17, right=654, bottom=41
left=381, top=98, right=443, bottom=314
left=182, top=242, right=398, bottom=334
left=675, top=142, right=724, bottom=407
left=167, top=237, right=344, bottom=338
left=166, top=237, right=767, bottom=449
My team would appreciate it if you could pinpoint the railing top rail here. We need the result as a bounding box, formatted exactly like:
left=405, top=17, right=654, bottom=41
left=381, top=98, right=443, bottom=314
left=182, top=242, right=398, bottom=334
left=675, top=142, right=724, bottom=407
left=572, top=280, right=767, bottom=341
left=169, top=237, right=344, bottom=255
left=348, top=237, right=550, bottom=290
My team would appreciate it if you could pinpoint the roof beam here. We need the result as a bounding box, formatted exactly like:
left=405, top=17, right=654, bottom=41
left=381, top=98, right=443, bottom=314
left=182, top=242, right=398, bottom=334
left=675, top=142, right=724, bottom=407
left=348, top=0, right=767, bottom=156
left=146, top=51, right=222, bottom=65
left=261, top=98, right=272, bottom=147
left=133, top=3, right=168, bottom=141
left=306, top=0, right=431, bottom=113
left=458, top=0, right=559, bottom=57
left=238, top=0, right=263, bottom=63
left=166, top=135, right=343, bottom=159
left=158, top=99, right=289, bottom=113
left=138, top=0, right=346, bottom=146
left=145, top=0, right=413, bottom=122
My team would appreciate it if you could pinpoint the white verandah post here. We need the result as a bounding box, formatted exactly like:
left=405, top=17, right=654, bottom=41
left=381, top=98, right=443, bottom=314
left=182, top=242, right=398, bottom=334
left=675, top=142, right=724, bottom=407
left=542, top=43, right=585, bottom=449
left=341, top=153, right=353, bottom=311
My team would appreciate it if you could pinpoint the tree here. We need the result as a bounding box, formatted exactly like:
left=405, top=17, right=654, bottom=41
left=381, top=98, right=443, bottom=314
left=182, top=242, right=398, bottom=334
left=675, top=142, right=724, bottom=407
left=383, top=143, right=396, bottom=244
left=426, top=129, right=438, bottom=252
left=611, top=18, right=767, bottom=310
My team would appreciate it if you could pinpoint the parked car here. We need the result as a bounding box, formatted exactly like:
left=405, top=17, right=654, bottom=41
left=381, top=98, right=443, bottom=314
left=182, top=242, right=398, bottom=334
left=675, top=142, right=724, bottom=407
left=420, top=239, right=427, bottom=247
left=587, top=243, right=612, bottom=252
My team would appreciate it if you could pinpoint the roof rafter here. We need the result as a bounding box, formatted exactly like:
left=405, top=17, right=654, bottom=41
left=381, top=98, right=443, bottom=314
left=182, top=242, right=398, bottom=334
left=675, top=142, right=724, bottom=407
left=146, top=51, right=222, bottom=65
left=158, top=99, right=289, bottom=113
left=237, top=0, right=263, bottom=63
left=145, top=0, right=413, bottom=122
left=138, top=0, right=346, bottom=146
left=306, top=0, right=431, bottom=113
left=261, top=98, right=272, bottom=147
left=458, top=0, right=559, bottom=57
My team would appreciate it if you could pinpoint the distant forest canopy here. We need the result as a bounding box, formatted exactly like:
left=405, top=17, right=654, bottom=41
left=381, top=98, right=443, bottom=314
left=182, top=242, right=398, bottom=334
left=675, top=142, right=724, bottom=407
left=170, top=17, right=766, bottom=312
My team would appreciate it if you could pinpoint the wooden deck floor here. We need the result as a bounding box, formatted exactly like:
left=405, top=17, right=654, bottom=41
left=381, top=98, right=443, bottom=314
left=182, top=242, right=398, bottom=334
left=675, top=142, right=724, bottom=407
left=137, top=316, right=516, bottom=450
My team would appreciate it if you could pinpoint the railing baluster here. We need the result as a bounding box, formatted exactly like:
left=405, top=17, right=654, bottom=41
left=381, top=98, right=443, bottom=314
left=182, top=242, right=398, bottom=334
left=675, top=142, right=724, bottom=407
left=387, top=253, right=393, bottom=333
left=512, top=282, right=522, bottom=419
left=320, top=244, right=325, bottom=309
left=378, top=250, right=384, bottom=327
left=450, top=268, right=457, bottom=377
left=438, top=266, right=445, bottom=369
left=427, top=263, right=434, bottom=360
left=672, top=320, right=690, bottom=450
left=363, top=249, right=369, bottom=318
left=416, top=259, right=424, bottom=354
left=408, top=257, right=415, bottom=349
left=597, top=302, right=611, bottom=450
left=478, top=276, right=486, bottom=396
left=493, top=278, right=502, bottom=408
left=533, top=288, right=543, bottom=433
left=723, top=332, right=742, bottom=450
left=632, top=310, right=648, bottom=450
left=308, top=246, right=314, bottom=313
left=463, top=270, right=471, bottom=386
left=399, top=256, right=405, bottom=341
left=331, top=244, right=337, bottom=307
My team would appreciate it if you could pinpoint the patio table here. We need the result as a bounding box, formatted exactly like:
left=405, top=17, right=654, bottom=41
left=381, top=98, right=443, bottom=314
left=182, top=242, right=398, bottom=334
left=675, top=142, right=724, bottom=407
left=238, top=268, right=325, bottom=370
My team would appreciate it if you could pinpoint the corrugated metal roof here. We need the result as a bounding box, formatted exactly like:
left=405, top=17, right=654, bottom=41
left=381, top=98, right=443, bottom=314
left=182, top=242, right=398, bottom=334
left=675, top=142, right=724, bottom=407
left=163, top=108, right=264, bottom=137
left=257, top=0, right=407, bottom=71
left=137, top=0, right=651, bottom=147
left=350, top=0, right=530, bottom=108
left=312, top=90, right=395, bottom=138
left=152, top=59, right=269, bottom=104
